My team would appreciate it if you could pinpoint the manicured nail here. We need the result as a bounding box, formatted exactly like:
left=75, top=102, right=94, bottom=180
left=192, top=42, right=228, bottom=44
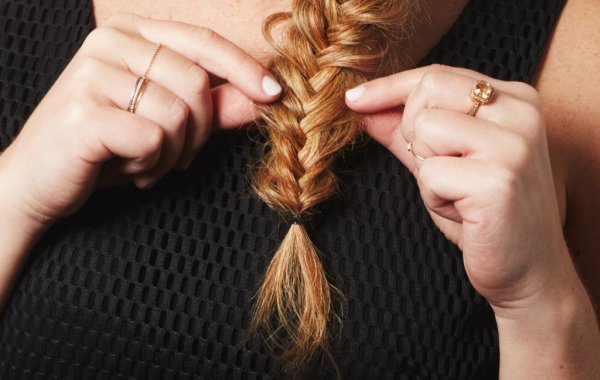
left=262, top=76, right=282, bottom=96
left=346, top=85, right=366, bottom=102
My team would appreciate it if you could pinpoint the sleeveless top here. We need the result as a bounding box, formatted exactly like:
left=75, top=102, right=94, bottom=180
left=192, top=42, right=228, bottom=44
left=0, top=1, right=565, bottom=379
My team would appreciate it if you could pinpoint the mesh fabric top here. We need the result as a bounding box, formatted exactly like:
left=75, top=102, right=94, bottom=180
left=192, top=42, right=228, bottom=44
left=0, top=1, right=564, bottom=379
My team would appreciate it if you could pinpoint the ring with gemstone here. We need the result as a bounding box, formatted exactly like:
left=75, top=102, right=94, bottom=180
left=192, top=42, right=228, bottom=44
left=468, top=80, right=494, bottom=117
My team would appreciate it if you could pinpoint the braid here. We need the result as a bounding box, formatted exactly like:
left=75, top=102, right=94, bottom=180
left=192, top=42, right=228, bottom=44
left=250, top=0, right=419, bottom=373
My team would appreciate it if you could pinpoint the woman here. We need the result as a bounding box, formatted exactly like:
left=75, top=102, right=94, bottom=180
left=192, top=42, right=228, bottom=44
left=0, top=0, right=598, bottom=378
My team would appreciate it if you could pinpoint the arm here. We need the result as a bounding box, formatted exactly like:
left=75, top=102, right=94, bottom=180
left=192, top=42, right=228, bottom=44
left=0, top=166, right=46, bottom=309
left=534, top=0, right=600, bottom=307
left=494, top=243, right=600, bottom=379
left=345, top=63, right=600, bottom=378
left=0, top=13, right=281, bottom=313
left=495, top=0, right=600, bottom=375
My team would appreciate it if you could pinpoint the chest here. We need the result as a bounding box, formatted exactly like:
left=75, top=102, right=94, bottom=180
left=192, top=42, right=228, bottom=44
left=92, top=0, right=289, bottom=62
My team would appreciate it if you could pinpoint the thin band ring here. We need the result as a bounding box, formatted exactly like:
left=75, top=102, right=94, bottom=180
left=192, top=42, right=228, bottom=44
left=127, top=43, right=162, bottom=113
left=407, top=141, right=426, bottom=161
left=143, top=43, right=162, bottom=77
left=127, top=76, right=149, bottom=113
left=468, top=80, right=494, bottom=117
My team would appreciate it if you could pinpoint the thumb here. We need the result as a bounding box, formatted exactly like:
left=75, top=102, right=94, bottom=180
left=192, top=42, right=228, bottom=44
left=360, top=108, right=417, bottom=175
left=212, top=82, right=270, bottom=130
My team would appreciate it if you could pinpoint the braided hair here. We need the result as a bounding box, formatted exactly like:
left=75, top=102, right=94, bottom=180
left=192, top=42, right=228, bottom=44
left=250, top=0, right=421, bottom=374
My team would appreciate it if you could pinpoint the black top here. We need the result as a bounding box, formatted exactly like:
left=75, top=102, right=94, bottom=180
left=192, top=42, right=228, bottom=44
left=0, top=1, right=564, bottom=379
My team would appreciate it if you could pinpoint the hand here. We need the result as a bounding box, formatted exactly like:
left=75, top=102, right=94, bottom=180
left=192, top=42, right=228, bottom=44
left=0, top=13, right=281, bottom=230
left=345, top=64, right=573, bottom=312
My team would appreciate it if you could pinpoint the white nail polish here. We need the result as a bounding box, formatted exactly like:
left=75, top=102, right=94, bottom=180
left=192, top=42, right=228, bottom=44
left=346, top=85, right=366, bottom=102
left=262, top=76, right=282, bottom=96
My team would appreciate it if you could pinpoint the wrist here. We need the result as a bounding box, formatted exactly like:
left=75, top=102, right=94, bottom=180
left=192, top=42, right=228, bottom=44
left=0, top=153, right=50, bottom=309
left=493, top=245, right=600, bottom=379
left=0, top=154, right=50, bottom=238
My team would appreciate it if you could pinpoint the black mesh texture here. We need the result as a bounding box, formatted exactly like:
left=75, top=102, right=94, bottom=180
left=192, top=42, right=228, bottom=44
left=0, top=0, right=565, bottom=379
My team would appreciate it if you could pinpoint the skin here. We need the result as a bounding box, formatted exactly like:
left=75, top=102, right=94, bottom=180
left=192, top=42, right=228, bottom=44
left=94, top=0, right=600, bottom=314
left=0, top=0, right=598, bottom=378
left=346, top=65, right=599, bottom=379
left=533, top=0, right=600, bottom=312
left=0, top=13, right=283, bottom=305
left=92, top=0, right=470, bottom=83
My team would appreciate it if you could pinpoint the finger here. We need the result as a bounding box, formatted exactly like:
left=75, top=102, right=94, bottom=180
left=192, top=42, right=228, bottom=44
left=399, top=71, right=528, bottom=143
left=359, top=109, right=418, bottom=174
left=131, top=84, right=188, bottom=187
left=93, top=63, right=188, bottom=180
left=416, top=158, right=468, bottom=224
left=103, top=13, right=282, bottom=102
left=410, top=108, right=519, bottom=163
left=212, top=83, right=260, bottom=130
left=345, top=68, right=422, bottom=112
left=346, top=64, right=536, bottom=113
left=81, top=106, right=164, bottom=173
left=416, top=156, right=503, bottom=218
left=415, top=156, right=479, bottom=224
left=123, top=43, right=213, bottom=169
left=85, top=30, right=213, bottom=169
left=132, top=81, right=189, bottom=180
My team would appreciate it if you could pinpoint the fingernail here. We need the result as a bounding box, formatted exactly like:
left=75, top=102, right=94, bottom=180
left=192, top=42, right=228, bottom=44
left=262, top=76, right=282, bottom=96
left=346, top=85, right=366, bottom=102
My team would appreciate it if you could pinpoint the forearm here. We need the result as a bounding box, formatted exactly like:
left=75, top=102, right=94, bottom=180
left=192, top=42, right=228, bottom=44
left=495, top=248, right=600, bottom=379
left=0, top=169, right=47, bottom=311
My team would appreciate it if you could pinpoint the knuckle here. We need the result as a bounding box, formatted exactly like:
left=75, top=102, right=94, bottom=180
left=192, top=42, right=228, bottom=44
left=191, top=26, right=220, bottom=50
left=83, top=26, right=121, bottom=50
left=427, top=63, right=451, bottom=73
left=103, top=12, right=139, bottom=28
left=124, top=160, right=147, bottom=174
left=509, top=81, right=542, bottom=105
left=413, top=109, right=432, bottom=137
left=506, top=133, right=531, bottom=165
left=143, top=127, right=164, bottom=156
left=414, top=108, right=432, bottom=127
left=488, top=165, right=518, bottom=199
left=71, top=105, right=104, bottom=157
left=518, top=101, right=542, bottom=123
left=235, top=53, right=255, bottom=75
left=185, top=64, right=210, bottom=97
left=167, top=97, right=190, bottom=127
left=417, top=160, right=435, bottom=185
left=71, top=56, right=104, bottom=85
left=65, top=99, right=95, bottom=126
left=518, top=102, right=545, bottom=140
left=420, top=69, right=446, bottom=93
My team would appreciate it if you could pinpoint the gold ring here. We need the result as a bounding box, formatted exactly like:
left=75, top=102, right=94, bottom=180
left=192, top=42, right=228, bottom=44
left=468, top=80, right=494, bottom=117
left=407, top=141, right=425, bottom=161
left=127, top=76, right=149, bottom=113
left=127, top=43, right=162, bottom=113
left=143, top=43, right=162, bottom=77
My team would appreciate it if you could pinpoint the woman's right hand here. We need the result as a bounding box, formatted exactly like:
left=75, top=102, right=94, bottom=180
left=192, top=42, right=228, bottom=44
left=0, top=13, right=281, bottom=231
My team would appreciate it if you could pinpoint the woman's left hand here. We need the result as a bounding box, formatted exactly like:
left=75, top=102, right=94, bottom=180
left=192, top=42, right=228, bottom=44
left=345, top=62, right=600, bottom=380
left=345, top=64, right=576, bottom=314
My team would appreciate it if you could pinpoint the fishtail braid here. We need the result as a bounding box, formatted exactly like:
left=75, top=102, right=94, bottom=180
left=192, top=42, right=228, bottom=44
left=250, top=0, right=420, bottom=374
